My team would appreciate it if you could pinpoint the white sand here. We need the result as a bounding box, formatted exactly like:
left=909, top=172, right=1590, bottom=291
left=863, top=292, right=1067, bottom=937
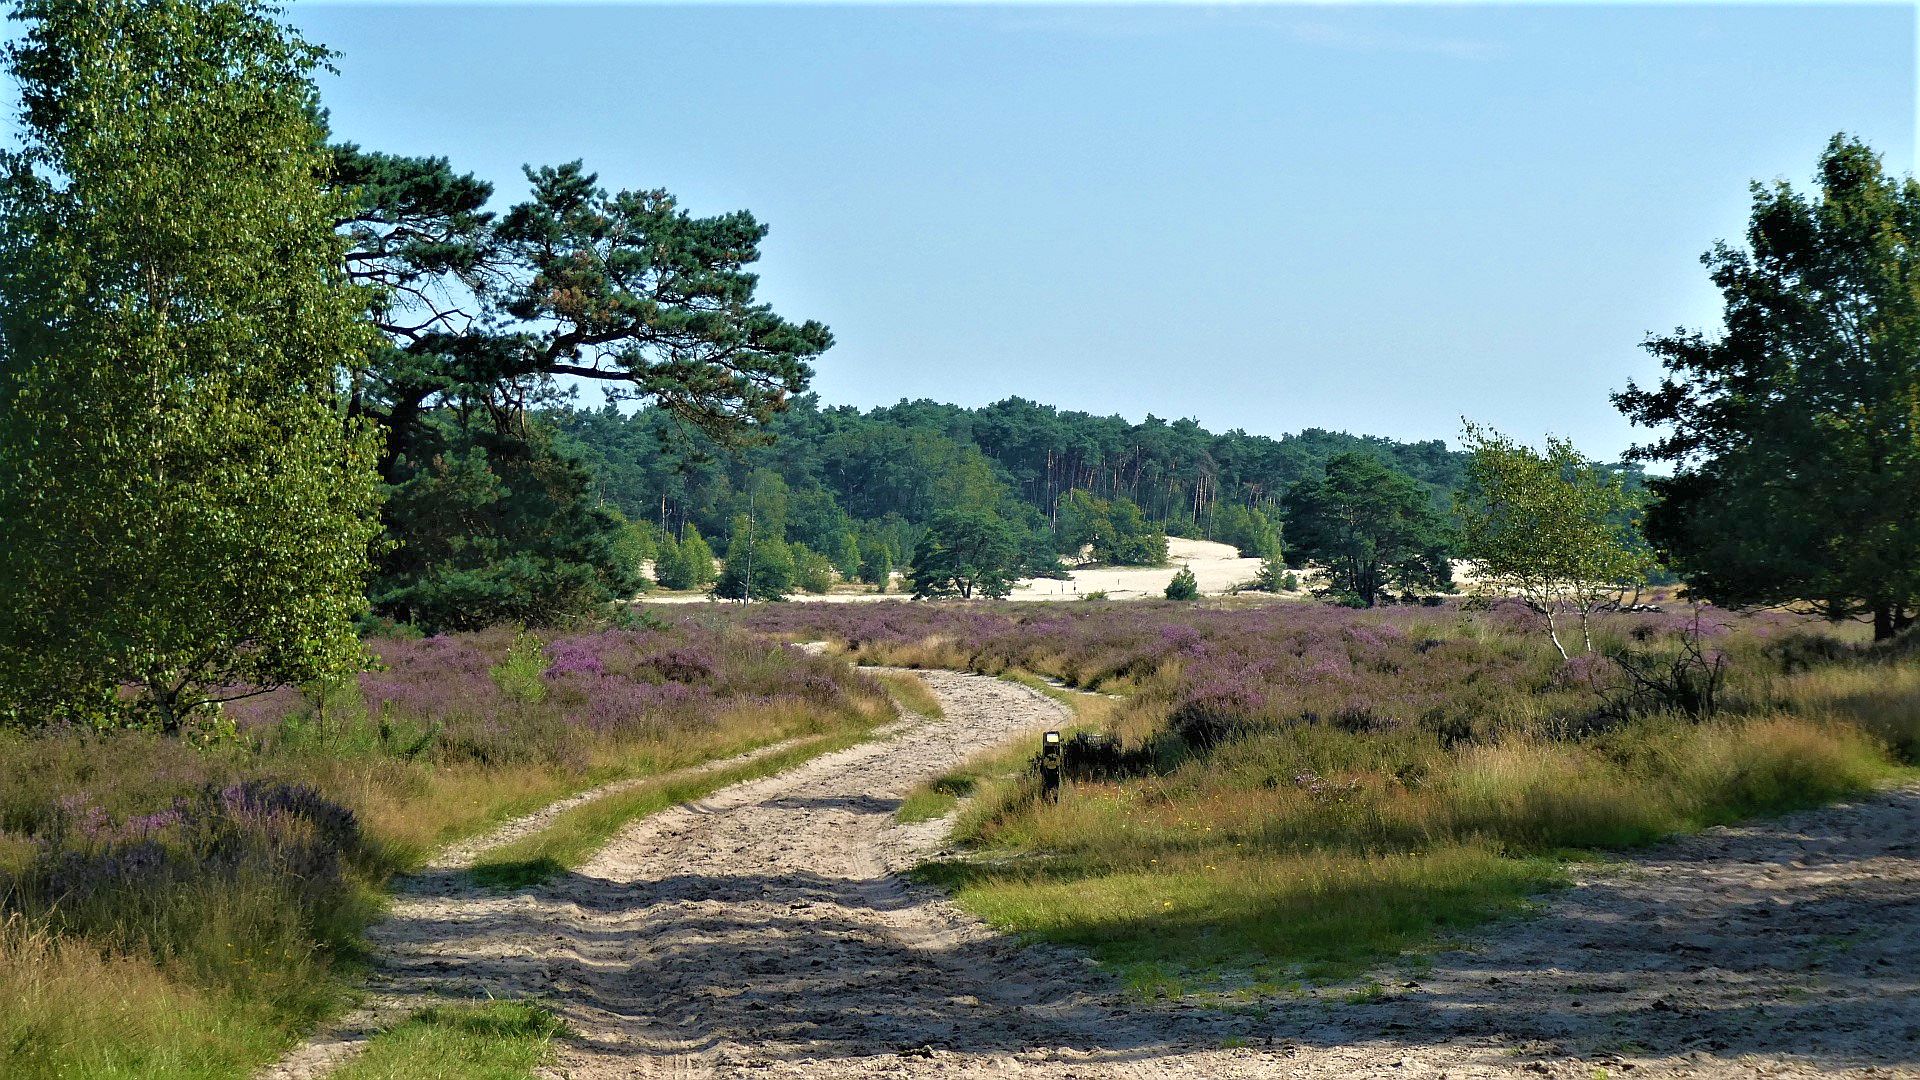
left=641, top=536, right=1284, bottom=606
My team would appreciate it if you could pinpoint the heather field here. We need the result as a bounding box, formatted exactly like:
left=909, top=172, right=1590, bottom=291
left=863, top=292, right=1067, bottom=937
left=0, top=620, right=891, bottom=1077
left=739, top=598, right=1920, bottom=996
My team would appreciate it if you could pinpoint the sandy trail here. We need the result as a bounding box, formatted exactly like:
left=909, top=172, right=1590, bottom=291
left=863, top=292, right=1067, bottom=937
left=273, top=667, right=1920, bottom=1079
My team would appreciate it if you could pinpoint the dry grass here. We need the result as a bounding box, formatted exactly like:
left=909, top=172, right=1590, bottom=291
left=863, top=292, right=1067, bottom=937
left=871, top=669, right=943, bottom=718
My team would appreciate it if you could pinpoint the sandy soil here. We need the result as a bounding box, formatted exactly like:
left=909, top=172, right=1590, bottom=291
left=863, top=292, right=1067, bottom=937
left=268, top=668, right=1920, bottom=1079
left=642, top=537, right=1282, bottom=606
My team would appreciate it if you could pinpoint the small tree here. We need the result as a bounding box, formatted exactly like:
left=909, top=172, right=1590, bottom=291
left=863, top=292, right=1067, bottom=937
left=679, top=525, right=718, bottom=586
left=858, top=539, right=893, bottom=592
left=792, top=543, right=836, bottom=594
left=714, top=515, right=792, bottom=601
left=1165, top=565, right=1200, bottom=600
left=1457, top=423, right=1653, bottom=659
left=910, top=509, right=1019, bottom=600
left=1252, top=553, right=1292, bottom=592
left=653, top=534, right=692, bottom=590
left=831, top=530, right=862, bottom=580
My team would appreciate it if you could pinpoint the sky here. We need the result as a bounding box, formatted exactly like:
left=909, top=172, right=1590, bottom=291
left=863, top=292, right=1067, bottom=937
left=290, top=2, right=1915, bottom=460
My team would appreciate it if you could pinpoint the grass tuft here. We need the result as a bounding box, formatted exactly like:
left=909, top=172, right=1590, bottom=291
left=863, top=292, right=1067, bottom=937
left=334, top=1001, right=566, bottom=1080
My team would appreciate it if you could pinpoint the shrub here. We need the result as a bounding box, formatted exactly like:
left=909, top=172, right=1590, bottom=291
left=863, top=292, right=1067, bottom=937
left=1165, top=566, right=1199, bottom=601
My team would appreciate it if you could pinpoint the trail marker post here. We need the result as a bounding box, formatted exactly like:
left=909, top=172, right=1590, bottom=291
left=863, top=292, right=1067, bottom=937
left=1040, top=730, right=1062, bottom=803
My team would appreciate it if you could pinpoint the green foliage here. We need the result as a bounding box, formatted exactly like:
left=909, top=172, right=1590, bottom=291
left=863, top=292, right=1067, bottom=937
left=1212, top=503, right=1281, bottom=559
left=489, top=631, right=548, bottom=707
left=1250, top=554, right=1295, bottom=593
left=830, top=530, right=862, bottom=579
left=610, top=517, right=656, bottom=591
left=792, top=543, right=837, bottom=594
left=1617, top=135, right=1920, bottom=639
left=1457, top=424, right=1654, bottom=657
left=335, top=147, right=832, bottom=477
left=713, top=515, right=793, bottom=601
left=857, top=538, right=894, bottom=591
left=1056, top=491, right=1168, bottom=566
left=546, top=397, right=1463, bottom=573
left=1165, top=566, right=1200, bottom=601
left=0, top=0, right=382, bottom=731
left=678, top=526, right=718, bottom=586
left=910, top=509, right=1021, bottom=600
left=1284, top=453, right=1454, bottom=607
left=651, top=534, right=688, bottom=590
left=369, top=418, right=642, bottom=633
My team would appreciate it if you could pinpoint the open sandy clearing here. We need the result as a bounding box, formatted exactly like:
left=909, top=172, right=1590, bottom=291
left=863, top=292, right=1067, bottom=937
left=641, top=537, right=1283, bottom=605
left=268, top=669, right=1919, bottom=1079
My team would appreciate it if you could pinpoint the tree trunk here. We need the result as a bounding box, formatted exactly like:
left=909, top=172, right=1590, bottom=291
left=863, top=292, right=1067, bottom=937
left=1544, top=611, right=1571, bottom=661
left=1875, top=602, right=1896, bottom=642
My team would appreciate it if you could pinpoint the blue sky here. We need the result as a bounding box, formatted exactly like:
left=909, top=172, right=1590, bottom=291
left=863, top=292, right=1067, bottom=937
left=293, top=3, right=1914, bottom=459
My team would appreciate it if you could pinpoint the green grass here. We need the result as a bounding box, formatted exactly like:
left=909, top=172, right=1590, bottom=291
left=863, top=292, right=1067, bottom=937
left=916, top=844, right=1564, bottom=998
left=334, top=1002, right=565, bottom=1080
left=916, top=707, right=1902, bottom=999
left=470, top=727, right=880, bottom=888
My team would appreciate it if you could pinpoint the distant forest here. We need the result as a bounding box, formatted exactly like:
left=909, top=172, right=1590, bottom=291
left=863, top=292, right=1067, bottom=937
left=548, top=394, right=1473, bottom=564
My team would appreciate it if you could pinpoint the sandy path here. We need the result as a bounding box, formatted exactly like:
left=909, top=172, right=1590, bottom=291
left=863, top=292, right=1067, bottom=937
left=271, top=667, right=1920, bottom=1079
left=260, top=733, right=825, bottom=1080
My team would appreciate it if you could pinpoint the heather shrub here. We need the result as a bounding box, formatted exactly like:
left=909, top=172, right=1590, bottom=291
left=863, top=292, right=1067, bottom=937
left=1, top=614, right=887, bottom=1076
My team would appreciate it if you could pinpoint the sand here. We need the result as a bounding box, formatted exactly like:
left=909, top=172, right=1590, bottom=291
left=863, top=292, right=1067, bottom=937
left=642, top=537, right=1284, bottom=606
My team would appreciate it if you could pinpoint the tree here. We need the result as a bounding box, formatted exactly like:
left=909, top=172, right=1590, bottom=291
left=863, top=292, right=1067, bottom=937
left=672, top=525, right=718, bottom=588
left=791, top=543, right=836, bottom=594
left=910, top=510, right=1020, bottom=600
left=328, top=115, right=832, bottom=619
left=335, top=149, right=834, bottom=480
left=1456, top=425, right=1653, bottom=658
left=1283, top=453, right=1453, bottom=607
left=714, top=515, right=792, bottom=601
left=831, top=530, right=862, bottom=580
left=0, top=0, right=382, bottom=730
left=370, top=417, right=642, bottom=631
left=858, top=538, right=893, bottom=592
left=1213, top=503, right=1281, bottom=559
left=1165, top=565, right=1200, bottom=600
left=1616, top=136, right=1920, bottom=640
left=653, top=533, right=690, bottom=590
left=1055, top=491, right=1167, bottom=566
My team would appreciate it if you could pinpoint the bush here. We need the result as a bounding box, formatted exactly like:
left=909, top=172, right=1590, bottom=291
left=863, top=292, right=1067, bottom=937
left=1165, top=566, right=1199, bottom=601
left=792, top=544, right=837, bottom=594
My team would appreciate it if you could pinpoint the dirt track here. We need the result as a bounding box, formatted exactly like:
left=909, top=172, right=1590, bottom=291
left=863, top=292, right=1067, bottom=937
left=268, top=668, right=1920, bottom=1079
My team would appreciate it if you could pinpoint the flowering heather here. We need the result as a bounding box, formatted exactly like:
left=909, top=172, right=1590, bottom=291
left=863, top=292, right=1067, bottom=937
left=0, top=614, right=886, bottom=1052
left=738, top=597, right=1821, bottom=749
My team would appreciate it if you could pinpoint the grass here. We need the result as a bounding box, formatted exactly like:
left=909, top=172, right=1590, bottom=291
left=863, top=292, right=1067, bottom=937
left=469, top=724, right=881, bottom=887
left=333, top=1001, right=566, bottom=1080
left=740, top=601, right=1920, bottom=998
left=918, top=844, right=1564, bottom=997
left=871, top=669, right=943, bottom=717
left=925, top=705, right=1901, bottom=996
left=0, top=915, right=289, bottom=1079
